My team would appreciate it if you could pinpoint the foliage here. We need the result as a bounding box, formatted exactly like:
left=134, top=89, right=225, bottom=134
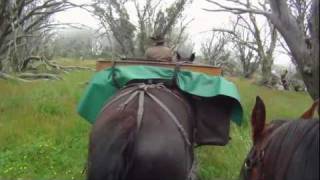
left=0, top=60, right=312, bottom=179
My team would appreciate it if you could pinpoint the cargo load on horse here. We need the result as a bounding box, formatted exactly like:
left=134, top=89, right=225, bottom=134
left=77, top=57, right=243, bottom=180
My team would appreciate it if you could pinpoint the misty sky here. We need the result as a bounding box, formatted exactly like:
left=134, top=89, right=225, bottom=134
left=54, top=0, right=292, bottom=66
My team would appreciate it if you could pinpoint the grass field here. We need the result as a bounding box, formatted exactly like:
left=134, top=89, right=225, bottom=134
left=0, top=60, right=313, bottom=180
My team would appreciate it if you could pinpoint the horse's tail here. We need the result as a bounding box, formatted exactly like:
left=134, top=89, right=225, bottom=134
left=87, top=109, right=137, bottom=180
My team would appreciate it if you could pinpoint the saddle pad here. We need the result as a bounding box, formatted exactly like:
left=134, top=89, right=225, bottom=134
left=77, top=65, right=243, bottom=125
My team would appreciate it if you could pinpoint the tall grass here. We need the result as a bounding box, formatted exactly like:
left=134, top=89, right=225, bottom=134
left=196, top=77, right=312, bottom=180
left=0, top=65, right=312, bottom=179
left=0, top=71, right=92, bottom=179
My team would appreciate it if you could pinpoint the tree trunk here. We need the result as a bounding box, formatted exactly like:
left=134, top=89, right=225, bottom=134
left=268, top=0, right=319, bottom=100
left=137, top=32, right=146, bottom=56
left=307, top=0, right=320, bottom=99
left=242, top=61, right=252, bottom=78
left=261, top=55, right=273, bottom=84
left=297, top=46, right=319, bottom=99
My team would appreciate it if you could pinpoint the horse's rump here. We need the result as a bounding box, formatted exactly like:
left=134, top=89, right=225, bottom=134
left=88, top=84, right=194, bottom=180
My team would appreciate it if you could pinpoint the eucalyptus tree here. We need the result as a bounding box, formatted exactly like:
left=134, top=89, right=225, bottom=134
left=0, top=0, right=71, bottom=74
left=91, top=0, right=192, bottom=57
left=205, top=0, right=319, bottom=99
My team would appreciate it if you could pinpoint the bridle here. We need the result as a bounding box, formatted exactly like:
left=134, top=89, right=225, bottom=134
left=243, top=144, right=267, bottom=180
left=243, top=121, right=288, bottom=180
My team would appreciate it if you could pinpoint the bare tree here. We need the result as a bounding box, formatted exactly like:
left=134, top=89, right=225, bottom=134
left=134, top=0, right=157, bottom=56
left=176, top=39, right=195, bottom=57
left=167, top=18, right=194, bottom=51
left=136, top=0, right=193, bottom=55
left=205, top=0, right=319, bottom=100
left=0, top=0, right=71, bottom=74
left=53, top=28, right=98, bottom=59
left=92, top=0, right=136, bottom=56
left=0, top=1, right=93, bottom=81
left=234, top=28, right=260, bottom=78
left=200, top=32, right=230, bottom=66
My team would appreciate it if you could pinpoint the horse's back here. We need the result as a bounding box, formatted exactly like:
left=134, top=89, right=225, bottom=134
left=285, top=120, right=319, bottom=180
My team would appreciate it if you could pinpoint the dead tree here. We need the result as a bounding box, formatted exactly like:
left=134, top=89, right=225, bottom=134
left=200, top=31, right=230, bottom=66
left=0, top=0, right=94, bottom=81
left=167, top=18, right=194, bottom=51
left=205, top=0, right=319, bottom=100
left=235, top=28, right=260, bottom=78
left=0, top=0, right=72, bottom=74
left=92, top=0, right=136, bottom=56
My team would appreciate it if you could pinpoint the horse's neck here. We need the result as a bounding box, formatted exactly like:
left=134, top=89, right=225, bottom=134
left=263, top=120, right=319, bottom=179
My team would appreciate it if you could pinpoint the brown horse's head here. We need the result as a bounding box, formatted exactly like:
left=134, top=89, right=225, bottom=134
left=241, top=97, right=319, bottom=180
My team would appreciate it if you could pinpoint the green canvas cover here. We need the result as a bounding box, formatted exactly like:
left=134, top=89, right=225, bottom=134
left=77, top=65, right=243, bottom=125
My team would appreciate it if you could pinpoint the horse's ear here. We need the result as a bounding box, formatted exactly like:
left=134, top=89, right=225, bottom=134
left=176, top=52, right=181, bottom=60
left=300, top=99, right=319, bottom=119
left=251, top=96, right=266, bottom=144
left=190, top=53, right=195, bottom=62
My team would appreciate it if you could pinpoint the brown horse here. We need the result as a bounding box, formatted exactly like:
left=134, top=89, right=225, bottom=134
left=240, top=97, right=319, bottom=180
left=87, top=83, right=196, bottom=180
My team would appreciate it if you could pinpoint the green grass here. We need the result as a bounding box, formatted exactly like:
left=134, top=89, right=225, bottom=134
left=0, top=71, right=93, bottom=180
left=196, top=77, right=312, bottom=180
left=0, top=63, right=313, bottom=180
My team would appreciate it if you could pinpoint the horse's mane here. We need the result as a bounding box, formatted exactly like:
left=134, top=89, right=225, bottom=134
left=264, top=119, right=319, bottom=180
left=88, top=108, right=137, bottom=180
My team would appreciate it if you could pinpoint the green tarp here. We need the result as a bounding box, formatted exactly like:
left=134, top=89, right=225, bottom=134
left=77, top=65, right=243, bottom=124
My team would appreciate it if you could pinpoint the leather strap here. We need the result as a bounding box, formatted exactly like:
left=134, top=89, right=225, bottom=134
left=111, top=61, right=121, bottom=89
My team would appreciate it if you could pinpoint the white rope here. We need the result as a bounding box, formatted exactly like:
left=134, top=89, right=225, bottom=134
left=118, top=91, right=139, bottom=110
left=187, top=157, right=198, bottom=180
left=136, top=91, right=145, bottom=131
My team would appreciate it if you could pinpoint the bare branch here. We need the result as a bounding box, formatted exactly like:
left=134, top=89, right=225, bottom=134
left=204, top=0, right=270, bottom=15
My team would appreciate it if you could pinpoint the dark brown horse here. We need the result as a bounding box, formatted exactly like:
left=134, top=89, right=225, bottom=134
left=240, top=97, right=319, bottom=180
left=87, top=83, right=196, bottom=180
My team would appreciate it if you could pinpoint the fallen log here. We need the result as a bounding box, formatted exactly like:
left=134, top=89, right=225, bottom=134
left=45, top=61, right=94, bottom=71
left=0, top=71, right=32, bottom=82
left=17, top=72, right=62, bottom=80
